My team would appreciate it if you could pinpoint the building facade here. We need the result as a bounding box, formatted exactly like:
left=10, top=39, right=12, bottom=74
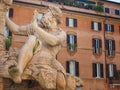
left=4, top=0, right=120, bottom=90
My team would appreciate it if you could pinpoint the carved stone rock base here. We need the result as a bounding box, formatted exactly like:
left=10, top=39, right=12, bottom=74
left=3, top=78, right=43, bottom=90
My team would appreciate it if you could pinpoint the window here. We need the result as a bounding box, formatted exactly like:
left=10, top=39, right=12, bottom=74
left=4, top=27, right=12, bottom=38
left=104, top=24, right=114, bottom=32
left=105, top=39, right=115, bottom=57
left=104, top=7, right=110, bottom=13
left=91, top=21, right=101, bottom=31
left=66, top=60, right=79, bottom=76
left=66, top=18, right=77, bottom=27
left=9, top=8, right=13, bottom=18
left=67, top=34, right=77, bottom=51
left=115, top=9, right=120, bottom=15
left=106, top=64, right=116, bottom=78
left=92, top=38, right=102, bottom=54
left=37, top=13, right=43, bottom=23
left=92, top=63, right=103, bottom=78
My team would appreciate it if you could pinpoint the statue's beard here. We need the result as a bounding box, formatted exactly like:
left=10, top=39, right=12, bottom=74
left=39, top=16, right=52, bottom=30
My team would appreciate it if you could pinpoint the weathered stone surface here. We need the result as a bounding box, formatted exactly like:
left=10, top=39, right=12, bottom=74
left=3, top=78, right=43, bottom=90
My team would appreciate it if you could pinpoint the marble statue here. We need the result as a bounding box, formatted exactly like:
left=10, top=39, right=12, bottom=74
left=1, top=4, right=83, bottom=90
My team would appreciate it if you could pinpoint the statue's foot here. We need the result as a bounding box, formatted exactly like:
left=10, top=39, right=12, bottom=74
left=8, top=65, right=22, bottom=84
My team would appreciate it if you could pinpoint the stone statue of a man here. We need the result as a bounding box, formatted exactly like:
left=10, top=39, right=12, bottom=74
left=6, top=6, right=67, bottom=90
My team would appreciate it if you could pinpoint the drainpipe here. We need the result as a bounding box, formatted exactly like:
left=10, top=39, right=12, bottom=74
left=110, top=84, right=113, bottom=90
left=103, top=15, right=107, bottom=83
left=103, top=14, right=112, bottom=90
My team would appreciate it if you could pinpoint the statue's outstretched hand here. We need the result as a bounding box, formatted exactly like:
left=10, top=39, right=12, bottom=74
left=33, top=10, right=39, bottom=21
left=31, top=10, right=39, bottom=31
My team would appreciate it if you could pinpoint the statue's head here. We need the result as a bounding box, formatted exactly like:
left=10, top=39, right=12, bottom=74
left=39, top=6, right=62, bottom=29
left=48, top=6, right=62, bottom=24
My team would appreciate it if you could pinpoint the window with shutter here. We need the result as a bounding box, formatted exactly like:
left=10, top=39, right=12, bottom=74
left=66, top=18, right=77, bottom=27
left=92, top=63, right=103, bottom=78
left=92, top=38, right=102, bottom=54
left=91, top=21, right=101, bottom=31
left=66, top=60, right=79, bottom=76
left=67, top=34, right=77, bottom=51
left=104, top=24, right=114, bottom=32
left=106, top=39, right=115, bottom=57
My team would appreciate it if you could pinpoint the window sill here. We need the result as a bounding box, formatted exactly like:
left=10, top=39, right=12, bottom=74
left=105, top=31, right=114, bottom=34
left=107, top=55, right=115, bottom=58
left=67, top=26, right=77, bottom=28
left=67, top=50, right=77, bottom=53
left=94, top=77, right=104, bottom=79
left=67, top=50, right=77, bottom=55
left=93, top=52, right=102, bottom=55
left=92, top=29, right=101, bottom=32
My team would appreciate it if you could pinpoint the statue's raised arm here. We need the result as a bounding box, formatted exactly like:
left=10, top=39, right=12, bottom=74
left=5, top=10, right=37, bottom=36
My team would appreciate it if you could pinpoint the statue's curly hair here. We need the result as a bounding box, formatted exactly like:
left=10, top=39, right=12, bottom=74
left=39, top=6, right=62, bottom=29
left=48, top=6, right=62, bottom=18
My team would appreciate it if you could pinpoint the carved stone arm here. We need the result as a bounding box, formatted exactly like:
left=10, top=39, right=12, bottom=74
left=6, top=16, right=34, bottom=36
left=56, top=29, right=66, bottom=45
left=35, top=26, right=66, bottom=46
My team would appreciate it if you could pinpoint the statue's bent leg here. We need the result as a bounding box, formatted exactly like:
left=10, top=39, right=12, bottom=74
left=8, top=35, right=36, bottom=83
left=18, top=35, right=36, bottom=73
left=56, top=71, right=66, bottom=90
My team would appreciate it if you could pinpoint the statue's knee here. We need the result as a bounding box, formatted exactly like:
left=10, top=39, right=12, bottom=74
left=56, top=72, right=66, bottom=90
